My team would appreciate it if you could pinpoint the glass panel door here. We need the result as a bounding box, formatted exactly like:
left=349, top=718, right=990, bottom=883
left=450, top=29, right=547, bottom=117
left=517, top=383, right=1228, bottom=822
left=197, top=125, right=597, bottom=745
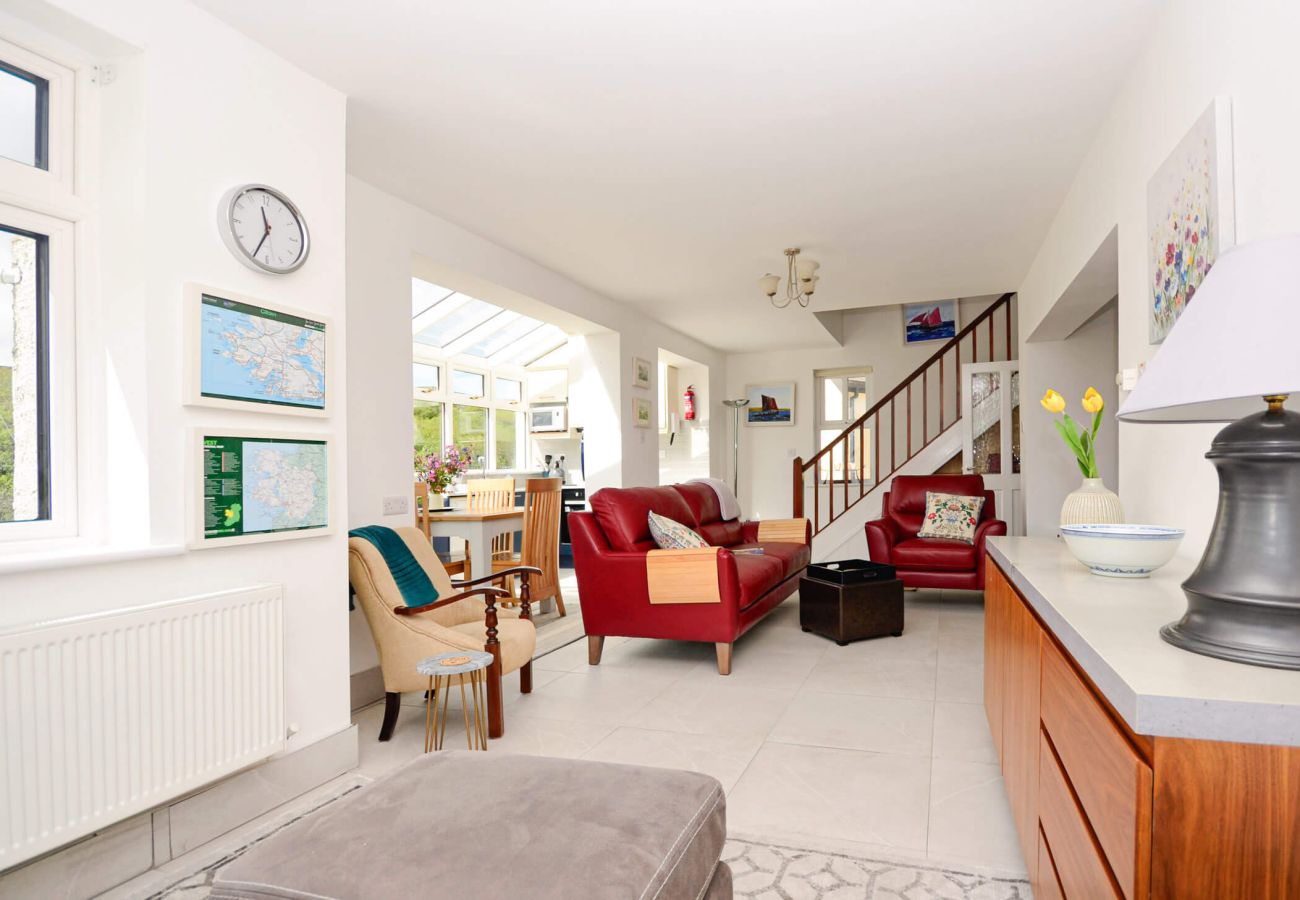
left=961, top=361, right=1021, bottom=534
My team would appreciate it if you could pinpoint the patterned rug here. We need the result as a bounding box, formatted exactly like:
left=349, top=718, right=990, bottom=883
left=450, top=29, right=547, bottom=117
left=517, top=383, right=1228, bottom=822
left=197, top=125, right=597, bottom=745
left=724, top=839, right=1033, bottom=899
left=133, top=782, right=1032, bottom=899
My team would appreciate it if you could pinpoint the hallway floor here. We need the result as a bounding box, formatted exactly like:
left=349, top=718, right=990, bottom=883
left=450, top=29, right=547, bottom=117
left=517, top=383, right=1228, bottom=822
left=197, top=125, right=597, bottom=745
left=354, top=588, right=1027, bottom=876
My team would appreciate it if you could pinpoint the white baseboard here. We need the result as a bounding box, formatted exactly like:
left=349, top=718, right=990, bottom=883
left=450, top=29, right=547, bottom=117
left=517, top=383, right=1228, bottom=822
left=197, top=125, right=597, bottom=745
left=350, top=665, right=385, bottom=710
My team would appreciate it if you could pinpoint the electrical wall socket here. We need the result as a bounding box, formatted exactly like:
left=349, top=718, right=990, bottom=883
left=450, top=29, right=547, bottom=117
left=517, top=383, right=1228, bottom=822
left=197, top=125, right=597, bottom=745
left=382, top=495, right=409, bottom=516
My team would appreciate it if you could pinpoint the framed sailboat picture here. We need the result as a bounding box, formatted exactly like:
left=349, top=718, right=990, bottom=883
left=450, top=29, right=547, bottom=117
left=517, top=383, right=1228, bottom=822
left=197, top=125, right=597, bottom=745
left=902, top=300, right=958, bottom=344
left=744, top=382, right=795, bottom=426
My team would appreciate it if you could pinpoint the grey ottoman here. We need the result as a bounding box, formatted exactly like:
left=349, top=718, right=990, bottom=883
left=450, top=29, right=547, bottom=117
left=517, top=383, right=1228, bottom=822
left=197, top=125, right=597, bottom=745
left=212, top=752, right=731, bottom=900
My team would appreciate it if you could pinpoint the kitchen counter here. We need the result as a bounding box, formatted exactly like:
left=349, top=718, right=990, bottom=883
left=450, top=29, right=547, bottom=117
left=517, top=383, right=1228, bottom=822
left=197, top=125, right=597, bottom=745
left=988, top=536, right=1300, bottom=747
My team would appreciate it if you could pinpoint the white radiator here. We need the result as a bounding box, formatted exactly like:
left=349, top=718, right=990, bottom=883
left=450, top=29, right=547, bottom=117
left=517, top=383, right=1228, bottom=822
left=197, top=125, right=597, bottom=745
left=0, top=584, right=285, bottom=870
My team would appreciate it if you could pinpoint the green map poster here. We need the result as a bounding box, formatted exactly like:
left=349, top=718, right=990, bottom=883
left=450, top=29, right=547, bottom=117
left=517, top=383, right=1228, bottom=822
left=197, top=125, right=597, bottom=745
left=203, top=435, right=329, bottom=540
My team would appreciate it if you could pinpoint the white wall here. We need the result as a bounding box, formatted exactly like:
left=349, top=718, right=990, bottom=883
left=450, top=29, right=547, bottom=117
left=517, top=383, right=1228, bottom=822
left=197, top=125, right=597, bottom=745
left=1021, top=302, right=1119, bottom=535
left=725, top=297, right=1008, bottom=518
left=0, top=0, right=351, bottom=752
left=1016, top=0, right=1300, bottom=558
left=345, top=176, right=728, bottom=673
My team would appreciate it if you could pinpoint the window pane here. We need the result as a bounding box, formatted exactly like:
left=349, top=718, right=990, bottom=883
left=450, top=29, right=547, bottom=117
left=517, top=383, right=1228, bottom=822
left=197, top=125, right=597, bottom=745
left=413, top=400, right=443, bottom=457
left=452, top=404, right=488, bottom=469
left=413, top=296, right=499, bottom=348
left=452, top=368, right=485, bottom=397
left=0, top=62, right=47, bottom=170
left=494, top=409, right=518, bottom=469
left=847, top=376, right=869, bottom=420
left=412, top=362, right=440, bottom=392
left=822, top=378, right=843, bottom=422
left=1, top=224, right=48, bottom=523
left=463, top=314, right=543, bottom=358
left=494, top=377, right=521, bottom=403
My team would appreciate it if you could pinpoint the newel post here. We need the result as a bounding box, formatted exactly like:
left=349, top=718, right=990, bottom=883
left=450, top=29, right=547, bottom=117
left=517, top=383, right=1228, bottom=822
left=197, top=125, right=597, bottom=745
left=792, top=457, right=804, bottom=519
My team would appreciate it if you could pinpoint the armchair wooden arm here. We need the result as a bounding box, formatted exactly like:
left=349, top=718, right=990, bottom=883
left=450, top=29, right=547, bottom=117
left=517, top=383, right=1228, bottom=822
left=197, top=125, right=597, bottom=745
left=392, top=586, right=510, bottom=617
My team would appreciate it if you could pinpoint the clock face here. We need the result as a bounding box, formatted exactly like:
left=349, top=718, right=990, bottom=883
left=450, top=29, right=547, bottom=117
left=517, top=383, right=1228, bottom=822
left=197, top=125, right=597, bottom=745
left=220, top=185, right=310, bottom=274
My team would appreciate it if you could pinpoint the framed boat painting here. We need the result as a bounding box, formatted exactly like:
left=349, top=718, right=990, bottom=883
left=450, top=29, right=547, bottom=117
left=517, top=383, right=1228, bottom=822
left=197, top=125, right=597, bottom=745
left=1146, top=97, right=1236, bottom=344
left=744, top=382, right=795, bottom=426
left=902, top=300, right=958, bottom=344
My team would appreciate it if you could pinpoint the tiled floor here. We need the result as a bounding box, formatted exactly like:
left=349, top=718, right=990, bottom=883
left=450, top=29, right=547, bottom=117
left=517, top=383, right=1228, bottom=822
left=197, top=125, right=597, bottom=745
left=354, top=588, right=1027, bottom=876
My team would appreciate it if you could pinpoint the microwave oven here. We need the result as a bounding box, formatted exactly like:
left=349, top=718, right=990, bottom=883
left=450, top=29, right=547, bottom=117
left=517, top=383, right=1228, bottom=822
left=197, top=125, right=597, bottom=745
left=530, top=405, right=567, bottom=433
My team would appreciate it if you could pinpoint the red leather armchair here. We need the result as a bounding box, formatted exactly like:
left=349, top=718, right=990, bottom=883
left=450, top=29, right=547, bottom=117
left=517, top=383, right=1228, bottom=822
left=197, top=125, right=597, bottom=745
left=865, top=474, right=1006, bottom=590
left=570, top=483, right=810, bottom=674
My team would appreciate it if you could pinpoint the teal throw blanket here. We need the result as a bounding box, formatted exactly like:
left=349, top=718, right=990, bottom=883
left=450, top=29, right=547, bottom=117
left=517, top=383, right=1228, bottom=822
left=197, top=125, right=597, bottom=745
left=348, top=526, right=441, bottom=609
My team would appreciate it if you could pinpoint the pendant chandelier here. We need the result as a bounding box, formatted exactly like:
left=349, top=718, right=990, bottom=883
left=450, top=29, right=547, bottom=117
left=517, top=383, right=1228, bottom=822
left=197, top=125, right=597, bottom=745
left=758, top=248, right=820, bottom=309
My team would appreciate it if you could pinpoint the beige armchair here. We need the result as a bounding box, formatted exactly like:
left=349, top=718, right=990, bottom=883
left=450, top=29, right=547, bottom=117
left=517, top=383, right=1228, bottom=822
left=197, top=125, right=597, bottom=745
left=348, top=527, right=539, bottom=741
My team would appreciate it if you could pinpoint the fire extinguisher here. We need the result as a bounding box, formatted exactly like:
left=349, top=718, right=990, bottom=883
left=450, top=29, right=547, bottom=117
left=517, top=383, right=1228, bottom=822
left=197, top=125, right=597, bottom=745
left=683, top=385, right=697, bottom=422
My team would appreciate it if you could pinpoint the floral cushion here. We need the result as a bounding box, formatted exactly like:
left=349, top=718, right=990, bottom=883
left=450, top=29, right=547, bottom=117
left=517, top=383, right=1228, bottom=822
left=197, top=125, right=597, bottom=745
left=916, top=492, right=986, bottom=545
left=647, top=511, right=708, bottom=550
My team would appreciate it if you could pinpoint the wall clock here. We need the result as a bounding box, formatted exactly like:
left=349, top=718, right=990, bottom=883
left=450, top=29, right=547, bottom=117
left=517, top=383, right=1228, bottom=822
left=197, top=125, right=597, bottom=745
left=218, top=183, right=310, bottom=275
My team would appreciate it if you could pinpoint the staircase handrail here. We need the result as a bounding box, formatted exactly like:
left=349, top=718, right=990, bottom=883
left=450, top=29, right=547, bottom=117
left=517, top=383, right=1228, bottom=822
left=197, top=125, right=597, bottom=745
left=793, top=291, right=1015, bottom=531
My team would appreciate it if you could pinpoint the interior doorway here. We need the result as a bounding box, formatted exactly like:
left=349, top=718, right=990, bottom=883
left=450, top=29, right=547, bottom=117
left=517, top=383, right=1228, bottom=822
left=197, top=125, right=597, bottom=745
left=658, top=348, right=710, bottom=484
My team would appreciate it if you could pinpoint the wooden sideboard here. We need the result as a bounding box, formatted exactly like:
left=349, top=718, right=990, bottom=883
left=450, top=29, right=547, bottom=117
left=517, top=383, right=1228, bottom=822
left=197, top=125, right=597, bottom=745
left=984, top=560, right=1300, bottom=899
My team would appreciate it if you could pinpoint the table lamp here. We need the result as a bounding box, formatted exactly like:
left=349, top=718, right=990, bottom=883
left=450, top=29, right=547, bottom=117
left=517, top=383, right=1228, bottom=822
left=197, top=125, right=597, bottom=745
left=1117, top=235, right=1300, bottom=668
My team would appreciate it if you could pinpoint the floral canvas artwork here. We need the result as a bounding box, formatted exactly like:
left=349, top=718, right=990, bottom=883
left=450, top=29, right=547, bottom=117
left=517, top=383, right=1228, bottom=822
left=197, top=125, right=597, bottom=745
left=1147, top=99, right=1235, bottom=344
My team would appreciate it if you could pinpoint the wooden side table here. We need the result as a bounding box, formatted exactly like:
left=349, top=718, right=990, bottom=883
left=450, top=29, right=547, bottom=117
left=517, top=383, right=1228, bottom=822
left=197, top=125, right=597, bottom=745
left=416, top=651, right=494, bottom=751
left=799, top=574, right=905, bottom=645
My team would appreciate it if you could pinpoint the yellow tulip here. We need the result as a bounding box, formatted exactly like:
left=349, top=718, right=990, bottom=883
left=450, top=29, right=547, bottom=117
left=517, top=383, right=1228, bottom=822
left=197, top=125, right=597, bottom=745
left=1082, top=387, right=1104, bottom=414
left=1040, top=389, right=1066, bottom=414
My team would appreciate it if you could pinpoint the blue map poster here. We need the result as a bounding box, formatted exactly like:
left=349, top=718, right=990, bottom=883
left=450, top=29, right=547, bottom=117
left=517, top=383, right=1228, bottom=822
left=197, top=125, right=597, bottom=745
left=199, top=293, right=327, bottom=411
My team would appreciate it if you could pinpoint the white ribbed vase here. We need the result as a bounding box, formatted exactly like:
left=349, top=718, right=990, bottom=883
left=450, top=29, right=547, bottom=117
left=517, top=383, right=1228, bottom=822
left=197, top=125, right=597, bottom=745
left=1060, top=478, right=1123, bottom=527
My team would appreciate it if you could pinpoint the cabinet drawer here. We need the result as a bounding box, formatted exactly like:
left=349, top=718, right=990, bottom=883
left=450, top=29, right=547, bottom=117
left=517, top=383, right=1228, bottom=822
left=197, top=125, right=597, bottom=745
left=1036, top=827, right=1066, bottom=900
left=1039, top=639, right=1151, bottom=900
left=1039, top=734, right=1122, bottom=900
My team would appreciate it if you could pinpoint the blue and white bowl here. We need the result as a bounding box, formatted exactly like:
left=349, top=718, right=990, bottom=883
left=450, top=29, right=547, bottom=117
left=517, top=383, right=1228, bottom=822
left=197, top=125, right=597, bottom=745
left=1059, top=524, right=1185, bottom=578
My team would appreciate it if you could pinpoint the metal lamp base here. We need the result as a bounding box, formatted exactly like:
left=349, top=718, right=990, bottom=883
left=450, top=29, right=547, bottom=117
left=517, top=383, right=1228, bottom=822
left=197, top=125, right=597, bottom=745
left=1161, top=402, right=1300, bottom=669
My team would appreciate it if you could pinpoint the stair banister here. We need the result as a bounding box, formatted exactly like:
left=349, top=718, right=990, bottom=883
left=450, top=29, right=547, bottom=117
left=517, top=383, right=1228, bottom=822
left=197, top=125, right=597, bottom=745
left=794, top=292, right=1015, bottom=537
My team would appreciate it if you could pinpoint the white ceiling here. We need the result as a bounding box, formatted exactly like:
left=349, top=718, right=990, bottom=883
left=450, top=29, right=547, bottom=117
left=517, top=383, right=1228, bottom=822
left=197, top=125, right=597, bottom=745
left=195, top=0, right=1160, bottom=352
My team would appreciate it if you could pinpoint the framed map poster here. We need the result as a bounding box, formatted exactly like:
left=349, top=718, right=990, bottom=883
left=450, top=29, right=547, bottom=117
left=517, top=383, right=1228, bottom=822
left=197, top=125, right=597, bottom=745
left=191, top=429, right=332, bottom=548
left=185, top=284, right=331, bottom=416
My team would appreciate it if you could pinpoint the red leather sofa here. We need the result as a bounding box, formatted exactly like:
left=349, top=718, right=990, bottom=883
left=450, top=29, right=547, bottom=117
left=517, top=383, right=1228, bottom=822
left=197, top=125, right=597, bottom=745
left=569, top=483, right=811, bottom=674
left=865, top=474, right=1006, bottom=590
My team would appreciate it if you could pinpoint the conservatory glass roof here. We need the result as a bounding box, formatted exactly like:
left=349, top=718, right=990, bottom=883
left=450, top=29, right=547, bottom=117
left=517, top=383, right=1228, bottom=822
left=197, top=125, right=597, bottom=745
left=411, top=277, right=567, bottom=366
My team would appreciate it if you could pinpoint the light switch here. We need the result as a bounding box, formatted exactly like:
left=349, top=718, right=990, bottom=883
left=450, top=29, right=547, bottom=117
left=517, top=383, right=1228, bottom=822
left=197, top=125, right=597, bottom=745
left=382, top=495, right=409, bottom=516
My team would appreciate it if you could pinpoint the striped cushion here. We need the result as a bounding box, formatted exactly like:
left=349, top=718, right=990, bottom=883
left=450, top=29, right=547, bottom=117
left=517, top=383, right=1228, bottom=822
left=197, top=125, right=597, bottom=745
left=647, top=511, right=708, bottom=550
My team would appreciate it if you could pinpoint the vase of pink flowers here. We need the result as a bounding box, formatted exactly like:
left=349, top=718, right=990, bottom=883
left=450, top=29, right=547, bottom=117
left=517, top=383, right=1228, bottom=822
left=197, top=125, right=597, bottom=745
left=415, top=445, right=472, bottom=499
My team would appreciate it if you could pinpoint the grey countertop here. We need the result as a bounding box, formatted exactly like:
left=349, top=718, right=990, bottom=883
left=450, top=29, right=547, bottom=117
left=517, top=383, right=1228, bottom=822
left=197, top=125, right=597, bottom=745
left=987, top=537, right=1300, bottom=747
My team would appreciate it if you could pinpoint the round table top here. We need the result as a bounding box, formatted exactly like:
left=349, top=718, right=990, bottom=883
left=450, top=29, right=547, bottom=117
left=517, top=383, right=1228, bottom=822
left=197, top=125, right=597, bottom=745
left=416, top=650, right=494, bottom=676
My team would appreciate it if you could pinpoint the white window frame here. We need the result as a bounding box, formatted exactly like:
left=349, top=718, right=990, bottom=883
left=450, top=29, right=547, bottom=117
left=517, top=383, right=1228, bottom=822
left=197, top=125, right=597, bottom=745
left=449, top=364, right=488, bottom=401
left=0, top=35, right=75, bottom=202
left=814, top=367, right=872, bottom=486
left=0, top=32, right=85, bottom=546
left=411, top=358, right=445, bottom=402
left=492, top=374, right=522, bottom=407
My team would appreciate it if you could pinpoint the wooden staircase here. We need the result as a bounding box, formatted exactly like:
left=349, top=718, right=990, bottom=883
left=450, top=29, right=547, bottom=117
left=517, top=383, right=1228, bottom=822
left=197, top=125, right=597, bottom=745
left=793, top=292, right=1016, bottom=538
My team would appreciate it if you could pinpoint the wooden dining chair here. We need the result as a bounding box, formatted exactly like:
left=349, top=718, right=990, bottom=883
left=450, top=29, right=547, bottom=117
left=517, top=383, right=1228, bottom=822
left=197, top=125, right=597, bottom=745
left=466, top=477, right=517, bottom=589
left=414, top=481, right=466, bottom=578
left=493, top=477, right=566, bottom=617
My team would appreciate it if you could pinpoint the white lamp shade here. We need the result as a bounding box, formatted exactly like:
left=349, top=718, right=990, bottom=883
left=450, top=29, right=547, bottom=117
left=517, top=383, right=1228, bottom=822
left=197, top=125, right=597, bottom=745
left=795, top=258, right=820, bottom=282
left=803, top=275, right=819, bottom=295
left=1117, top=235, right=1300, bottom=423
left=758, top=273, right=781, bottom=297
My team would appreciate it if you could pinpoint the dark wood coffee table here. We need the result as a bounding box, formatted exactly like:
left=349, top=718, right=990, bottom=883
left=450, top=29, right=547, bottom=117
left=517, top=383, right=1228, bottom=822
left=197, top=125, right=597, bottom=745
left=799, top=573, right=904, bottom=645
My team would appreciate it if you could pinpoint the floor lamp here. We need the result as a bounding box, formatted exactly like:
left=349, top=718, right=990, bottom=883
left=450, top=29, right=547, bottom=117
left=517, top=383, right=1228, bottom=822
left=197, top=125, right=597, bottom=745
left=723, top=398, right=749, bottom=498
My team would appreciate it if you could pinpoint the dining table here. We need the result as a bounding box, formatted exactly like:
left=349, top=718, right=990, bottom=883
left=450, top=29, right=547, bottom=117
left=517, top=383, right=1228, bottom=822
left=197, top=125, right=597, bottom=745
left=422, top=506, right=553, bottom=613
